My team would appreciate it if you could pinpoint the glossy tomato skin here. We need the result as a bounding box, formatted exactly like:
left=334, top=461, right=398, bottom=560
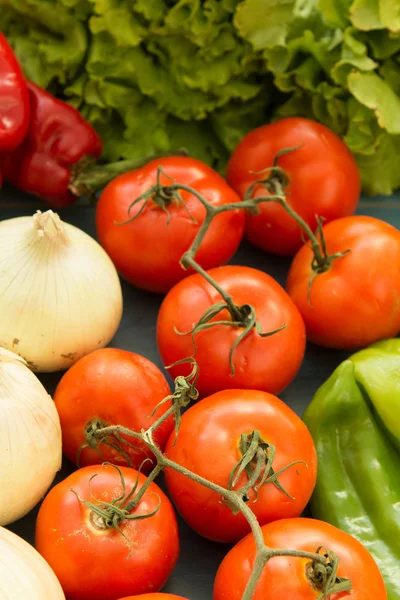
left=227, top=118, right=360, bottom=256
left=157, top=265, right=306, bottom=397
left=213, top=518, right=387, bottom=600
left=96, top=156, right=245, bottom=293
left=287, top=216, right=400, bottom=349
left=35, top=465, right=179, bottom=600
left=165, top=390, right=317, bottom=543
left=53, top=349, right=174, bottom=472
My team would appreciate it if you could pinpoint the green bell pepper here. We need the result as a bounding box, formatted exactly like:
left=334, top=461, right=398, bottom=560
left=303, top=341, right=400, bottom=600
left=352, top=338, right=400, bottom=450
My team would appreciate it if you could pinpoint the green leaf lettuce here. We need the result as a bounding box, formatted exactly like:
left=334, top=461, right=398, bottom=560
left=2, top=0, right=400, bottom=195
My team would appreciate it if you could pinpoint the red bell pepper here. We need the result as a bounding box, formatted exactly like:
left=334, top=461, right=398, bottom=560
left=0, top=81, right=103, bottom=207
left=0, top=33, right=30, bottom=152
left=0, top=33, right=30, bottom=188
left=1, top=80, right=187, bottom=207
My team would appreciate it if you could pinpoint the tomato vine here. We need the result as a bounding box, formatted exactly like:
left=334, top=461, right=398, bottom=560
left=79, top=361, right=351, bottom=600
left=78, top=152, right=355, bottom=598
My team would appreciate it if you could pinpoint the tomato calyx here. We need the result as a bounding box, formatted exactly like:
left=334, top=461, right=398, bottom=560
left=243, top=148, right=351, bottom=299
left=227, top=430, right=306, bottom=510
left=153, top=357, right=200, bottom=438
left=77, top=418, right=141, bottom=468
left=243, top=145, right=299, bottom=210
left=306, top=546, right=352, bottom=599
left=116, top=166, right=198, bottom=227
left=175, top=300, right=287, bottom=376
left=308, top=216, right=350, bottom=274
left=78, top=359, right=199, bottom=464
left=70, top=463, right=161, bottom=554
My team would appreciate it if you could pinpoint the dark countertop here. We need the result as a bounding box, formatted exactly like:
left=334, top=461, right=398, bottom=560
left=1, top=184, right=400, bottom=599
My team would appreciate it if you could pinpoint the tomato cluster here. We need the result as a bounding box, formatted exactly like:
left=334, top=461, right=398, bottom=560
left=97, top=117, right=400, bottom=359
left=34, top=117, right=393, bottom=599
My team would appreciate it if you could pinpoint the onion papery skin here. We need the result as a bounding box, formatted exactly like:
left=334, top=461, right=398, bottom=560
left=0, top=526, right=65, bottom=599
left=0, top=347, right=62, bottom=525
left=0, top=210, right=123, bottom=372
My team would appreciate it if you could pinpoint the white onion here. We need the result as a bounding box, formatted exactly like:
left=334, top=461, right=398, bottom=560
left=0, top=526, right=65, bottom=599
left=0, top=210, right=123, bottom=372
left=0, top=348, right=62, bottom=525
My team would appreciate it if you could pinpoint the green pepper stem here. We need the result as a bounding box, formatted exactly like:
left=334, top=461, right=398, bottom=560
left=70, top=149, right=188, bottom=198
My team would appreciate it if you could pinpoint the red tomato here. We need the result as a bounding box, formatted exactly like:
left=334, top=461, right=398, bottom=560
left=157, top=265, right=305, bottom=397
left=227, top=118, right=360, bottom=256
left=213, top=518, right=387, bottom=600
left=53, top=349, right=174, bottom=471
left=118, top=596, right=188, bottom=600
left=287, top=216, right=400, bottom=349
left=96, top=156, right=245, bottom=293
left=35, top=464, right=179, bottom=600
left=164, top=390, right=317, bottom=543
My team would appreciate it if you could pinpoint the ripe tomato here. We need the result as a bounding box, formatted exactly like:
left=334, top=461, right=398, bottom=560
left=35, top=464, right=179, bottom=600
left=157, top=265, right=305, bottom=397
left=227, top=118, right=360, bottom=256
left=164, top=389, right=317, bottom=543
left=287, top=216, right=400, bottom=349
left=53, top=349, right=174, bottom=471
left=118, top=596, right=188, bottom=600
left=213, top=518, right=387, bottom=600
left=96, top=156, right=245, bottom=293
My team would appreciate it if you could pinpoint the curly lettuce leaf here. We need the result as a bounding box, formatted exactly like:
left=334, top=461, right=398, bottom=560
left=353, top=131, right=400, bottom=194
left=359, top=29, right=400, bottom=59
left=343, top=94, right=400, bottom=194
left=318, top=0, right=353, bottom=28
left=380, top=0, right=400, bottom=32
left=3, top=0, right=400, bottom=196
left=167, top=117, right=229, bottom=169
left=85, top=0, right=264, bottom=123
left=0, top=0, right=88, bottom=87
left=234, top=0, right=296, bottom=50
left=210, top=87, right=274, bottom=152
left=348, top=70, right=400, bottom=134
left=346, top=0, right=400, bottom=32
left=380, top=57, right=400, bottom=96
left=331, top=28, right=377, bottom=86
left=349, top=0, right=383, bottom=30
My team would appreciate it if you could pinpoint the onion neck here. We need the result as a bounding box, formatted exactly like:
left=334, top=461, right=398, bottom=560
left=32, top=210, right=68, bottom=243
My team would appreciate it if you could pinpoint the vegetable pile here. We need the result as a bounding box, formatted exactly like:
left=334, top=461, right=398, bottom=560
left=1, top=25, right=400, bottom=600
left=1, top=0, right=400, bottom=195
